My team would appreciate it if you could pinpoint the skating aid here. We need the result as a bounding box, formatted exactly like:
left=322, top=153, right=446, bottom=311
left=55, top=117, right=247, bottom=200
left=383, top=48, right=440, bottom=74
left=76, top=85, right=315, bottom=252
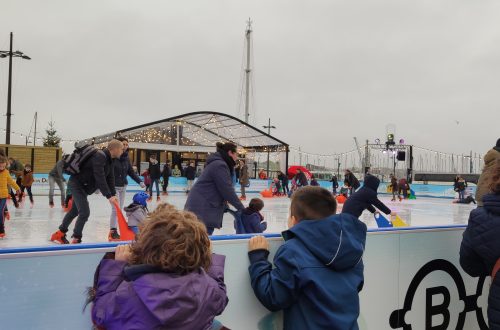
left=113, top=202, right=136, bottom=241
left=374, top=213, right=393, bottom=228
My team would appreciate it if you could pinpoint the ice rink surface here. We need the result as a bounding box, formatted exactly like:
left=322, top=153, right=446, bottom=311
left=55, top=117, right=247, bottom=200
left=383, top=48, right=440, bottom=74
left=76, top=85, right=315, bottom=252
left=0, top=192, right=476, bottom=248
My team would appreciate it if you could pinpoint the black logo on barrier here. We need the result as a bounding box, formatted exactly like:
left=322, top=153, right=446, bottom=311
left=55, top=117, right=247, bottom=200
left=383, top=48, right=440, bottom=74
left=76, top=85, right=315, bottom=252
left=389, top=259, right=488, bottom=330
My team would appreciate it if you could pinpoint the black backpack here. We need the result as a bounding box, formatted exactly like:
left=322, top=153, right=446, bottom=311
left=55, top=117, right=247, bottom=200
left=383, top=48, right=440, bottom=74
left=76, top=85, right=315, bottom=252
left=63, top=144, right=98, bottom=175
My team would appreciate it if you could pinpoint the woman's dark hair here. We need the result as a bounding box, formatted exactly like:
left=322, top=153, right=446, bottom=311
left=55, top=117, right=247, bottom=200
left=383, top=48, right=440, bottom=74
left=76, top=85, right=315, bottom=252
left=116, top=136, right=129, bottom=143
left=216, top=142, right=237, bottom=154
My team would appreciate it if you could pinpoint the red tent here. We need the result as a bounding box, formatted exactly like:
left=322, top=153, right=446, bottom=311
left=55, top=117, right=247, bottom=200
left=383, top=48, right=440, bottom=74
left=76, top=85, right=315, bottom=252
left=287, top=166, right=312, bottom=180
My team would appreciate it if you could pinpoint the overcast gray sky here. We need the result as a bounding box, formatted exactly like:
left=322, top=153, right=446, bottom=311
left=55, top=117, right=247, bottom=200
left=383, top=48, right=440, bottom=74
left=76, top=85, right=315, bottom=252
left=1, top=0, right=499, bottom=155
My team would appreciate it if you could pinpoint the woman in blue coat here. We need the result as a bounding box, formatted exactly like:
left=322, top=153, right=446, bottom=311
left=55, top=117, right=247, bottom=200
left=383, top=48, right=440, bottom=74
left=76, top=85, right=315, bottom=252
left=460, top=160, right=500, bottom=329
left=185, top=142, right=244, bottom=235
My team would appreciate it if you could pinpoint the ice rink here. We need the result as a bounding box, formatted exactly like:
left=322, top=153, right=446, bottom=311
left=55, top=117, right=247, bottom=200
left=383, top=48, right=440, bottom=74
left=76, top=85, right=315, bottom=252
left=0, top=192, right=476, bottom=248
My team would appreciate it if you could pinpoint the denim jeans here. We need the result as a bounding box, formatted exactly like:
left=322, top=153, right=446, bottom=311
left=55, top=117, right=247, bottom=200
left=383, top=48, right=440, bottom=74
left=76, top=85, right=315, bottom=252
left=49, top=175, right=66, bottom=205
left=59, top=178, right=90, bottom=238
left=459, top=190, right=465, bottom=201
left=0, top=198, right=6, bottom=233
left=148, top=179, right=160, bottom=197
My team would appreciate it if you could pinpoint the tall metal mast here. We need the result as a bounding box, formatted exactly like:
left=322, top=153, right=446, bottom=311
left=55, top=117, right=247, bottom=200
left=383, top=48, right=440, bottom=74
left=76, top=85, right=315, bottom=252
left=244, top=18, right=252, bottom=123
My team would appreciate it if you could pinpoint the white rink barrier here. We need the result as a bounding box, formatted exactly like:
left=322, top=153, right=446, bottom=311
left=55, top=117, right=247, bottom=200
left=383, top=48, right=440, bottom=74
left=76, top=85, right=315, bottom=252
left=0, top=226, right=489, bottom=330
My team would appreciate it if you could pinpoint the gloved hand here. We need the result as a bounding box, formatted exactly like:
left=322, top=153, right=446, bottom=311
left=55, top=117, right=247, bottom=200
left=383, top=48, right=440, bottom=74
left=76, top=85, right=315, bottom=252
left=139, top=182, right=146, bottom=188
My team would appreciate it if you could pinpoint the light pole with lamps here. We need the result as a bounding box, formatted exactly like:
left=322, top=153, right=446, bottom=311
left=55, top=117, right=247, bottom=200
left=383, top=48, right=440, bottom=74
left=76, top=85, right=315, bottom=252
left=0, top=32, right=31, bottom=145
left=263, top=118, right=276, bottom=178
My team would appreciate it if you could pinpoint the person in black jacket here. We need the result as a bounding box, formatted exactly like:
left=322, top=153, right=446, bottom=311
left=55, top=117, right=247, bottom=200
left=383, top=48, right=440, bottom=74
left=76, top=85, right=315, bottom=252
left=344, top=170, right=360, bottom=196
left=294, top=169, right=309, bottom=188
left=148, top=154, right=161, bottom=201
left=342, top=174, right=396, bottom=219
left=460, top=160, right=500, bottom=329
left=161, top=162, right=171, bottom=195
left=50, top=140, right=123, bottom=244
left=107, top=137, right=145, bottom=241
left=330, top=175, right=339, bottom=195
left=277, top=171, right=289, bottom=195
left=185, top=161, right=196, bottom=194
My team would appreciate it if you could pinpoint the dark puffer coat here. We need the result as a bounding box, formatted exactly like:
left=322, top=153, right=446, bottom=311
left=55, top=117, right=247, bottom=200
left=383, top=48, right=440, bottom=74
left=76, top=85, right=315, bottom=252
left=460, top=193, right=500, bottom=329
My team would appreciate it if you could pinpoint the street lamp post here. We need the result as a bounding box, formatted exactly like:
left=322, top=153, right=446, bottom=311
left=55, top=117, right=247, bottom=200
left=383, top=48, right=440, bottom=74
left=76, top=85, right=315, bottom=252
left=263, top=118, right=276, bottom=178
left=0, top=32, right=31, bottom=145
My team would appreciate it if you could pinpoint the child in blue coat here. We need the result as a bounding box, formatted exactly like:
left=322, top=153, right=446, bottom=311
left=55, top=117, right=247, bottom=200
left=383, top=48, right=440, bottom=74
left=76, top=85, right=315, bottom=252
left=240, top=198, right=267, bottom=234
left=342, top=174, right=396, bottom=219
left=247, top=186, right=367, bottom=330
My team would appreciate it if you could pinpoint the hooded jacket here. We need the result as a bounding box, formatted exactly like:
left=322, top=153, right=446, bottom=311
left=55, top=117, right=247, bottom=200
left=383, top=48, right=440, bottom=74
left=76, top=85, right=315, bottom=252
left=476, top=148, right=500, bottom=206
left=92, top=254, right=228, bottom=330
left=124, top=203, right=147, bottom=227
left=239, top=208, right=267, bottom=234
left=342, top=174, right=391, bottom=218
left=114, top=152, right=142, bottom=187
left=248, top=213, right=367, bottom=330
left=460, top=193, right=500, bottom=329
left=185, top=152, right=244, bottom=229
left=49, top=160, right=65, bottom=180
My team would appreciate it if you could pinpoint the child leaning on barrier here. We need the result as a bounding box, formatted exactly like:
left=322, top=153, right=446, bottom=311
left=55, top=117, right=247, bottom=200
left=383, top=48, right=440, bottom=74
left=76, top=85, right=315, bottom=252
left=88, top=203, right=229, bottom=330
left=247, top=186, right=367, bottom=330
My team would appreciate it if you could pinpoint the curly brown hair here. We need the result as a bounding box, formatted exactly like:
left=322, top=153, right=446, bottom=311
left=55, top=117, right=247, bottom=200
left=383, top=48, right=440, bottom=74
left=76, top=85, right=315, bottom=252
left=489, top=159, right=500, bottom=194
left=129, top=203, right=211, bottom=275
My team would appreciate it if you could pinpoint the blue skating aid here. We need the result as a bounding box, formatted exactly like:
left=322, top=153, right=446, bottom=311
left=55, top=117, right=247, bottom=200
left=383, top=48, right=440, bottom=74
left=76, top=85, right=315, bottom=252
left=374, top=213, right=393, bottom=228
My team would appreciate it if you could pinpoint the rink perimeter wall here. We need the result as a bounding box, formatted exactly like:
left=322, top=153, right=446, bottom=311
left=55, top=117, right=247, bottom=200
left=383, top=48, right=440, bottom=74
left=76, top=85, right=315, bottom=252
left=0, top=226, right=489, bottom=330
left=29, top=174, right=473, bottom=199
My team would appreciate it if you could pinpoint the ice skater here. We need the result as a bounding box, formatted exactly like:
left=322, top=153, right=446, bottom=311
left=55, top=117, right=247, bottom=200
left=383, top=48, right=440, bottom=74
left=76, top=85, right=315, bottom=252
left=124, top=192, right=149, bottom=234
left=48, top=158, right=66, bottom=208
left=330, top=174, right=339, bottom=195
left=108, top=137, right=145, bottom=241
left=148, top=154, right=161, bottom=201
left=0, top=151, right=20, bottom=238
left=50, top=140, right=122, bottom=244
left=277, top=171, right=289, bottom=195
left=19, top=164, right=34, bottom=206
left=389, top=174, right=400, bottom=201
left=185, top=161, right=196, bottom=194
left=342, top=174, right=396, bottom=219
left=161, top=162, right=171, bottom=195
left=344, top=169, right=360, bottom=196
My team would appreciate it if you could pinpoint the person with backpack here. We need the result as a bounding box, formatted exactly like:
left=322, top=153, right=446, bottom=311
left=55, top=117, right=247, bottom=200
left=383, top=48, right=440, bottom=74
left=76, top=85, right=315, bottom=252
left=108, top=137, right=145, bottom=241
left=48, top=159, right=66, bottom=208
left=50, top=140, right=123, bottom=244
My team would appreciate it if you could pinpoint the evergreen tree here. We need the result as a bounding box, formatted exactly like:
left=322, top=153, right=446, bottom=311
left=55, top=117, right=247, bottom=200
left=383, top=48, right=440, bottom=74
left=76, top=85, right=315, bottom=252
left=43, top=120, right=61, bottom=147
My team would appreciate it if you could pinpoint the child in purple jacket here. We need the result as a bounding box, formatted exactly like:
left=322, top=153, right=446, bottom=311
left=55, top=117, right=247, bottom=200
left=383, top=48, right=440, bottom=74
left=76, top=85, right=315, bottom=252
left=88, top=203, right=229, bottom=330
left=241, top=198, right=267, bottom=234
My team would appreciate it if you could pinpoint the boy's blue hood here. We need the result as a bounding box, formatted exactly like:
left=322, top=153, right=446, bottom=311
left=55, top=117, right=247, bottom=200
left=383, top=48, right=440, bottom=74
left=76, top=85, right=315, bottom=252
left=363, top=174, right=380, bottom=192
left=283, top=214, right=367, bottom=271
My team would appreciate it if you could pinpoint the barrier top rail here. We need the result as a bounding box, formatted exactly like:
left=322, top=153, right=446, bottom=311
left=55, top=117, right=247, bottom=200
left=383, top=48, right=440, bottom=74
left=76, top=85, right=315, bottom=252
left=0, top=225, right=467, bottom=256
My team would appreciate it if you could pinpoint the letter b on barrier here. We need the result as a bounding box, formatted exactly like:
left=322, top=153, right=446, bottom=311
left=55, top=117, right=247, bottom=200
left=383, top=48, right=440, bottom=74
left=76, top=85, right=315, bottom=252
left=426, top=286, right=450, bottom=329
